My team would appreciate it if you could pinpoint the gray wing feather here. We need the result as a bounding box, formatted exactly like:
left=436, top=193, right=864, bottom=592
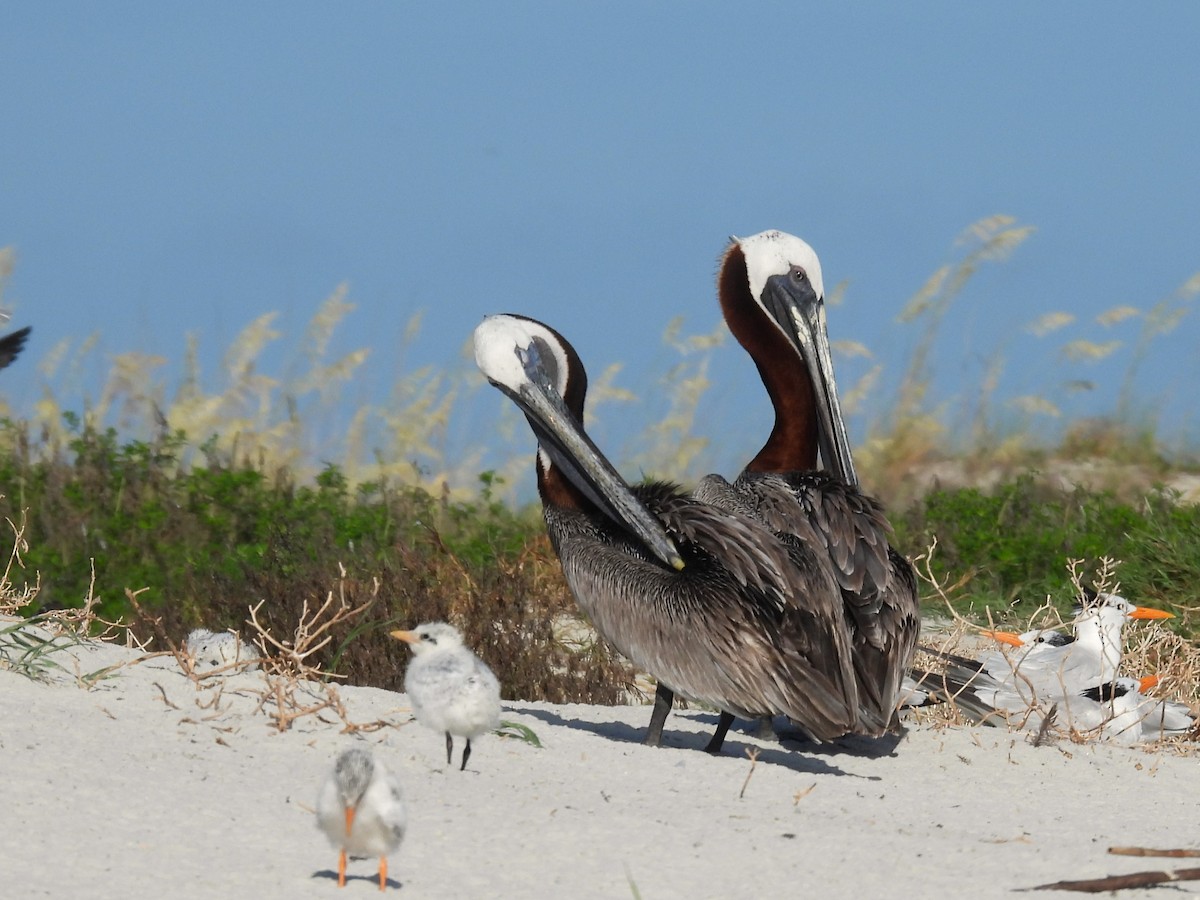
left=724, top=470, right=920, bottom=734
left=545, top=480, right=862, bottom=740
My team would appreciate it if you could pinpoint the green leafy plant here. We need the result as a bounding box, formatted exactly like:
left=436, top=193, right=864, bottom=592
left=495, top=720, right=542, bottom=748
left=892, top=475, right=1200, bottom=638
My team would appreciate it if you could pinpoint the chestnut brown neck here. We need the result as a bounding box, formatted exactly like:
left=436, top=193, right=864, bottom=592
left=537, top=452, right=592, bottom=512
left=532, top=326, right=597, bottom=513
left=718, top=244, right=818, bottom=473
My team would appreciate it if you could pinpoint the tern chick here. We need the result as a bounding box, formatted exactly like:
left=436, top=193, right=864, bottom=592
left=316, top=748, right=406, bottom=891
left=184, top=628, right=260, bottom=672
left=391, top=622, right=501, bottom=771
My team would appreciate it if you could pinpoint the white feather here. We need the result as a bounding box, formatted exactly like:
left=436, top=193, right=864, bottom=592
left=738, top=230, right=825, bottom=304
left=316, top=748, right=406, bottom=859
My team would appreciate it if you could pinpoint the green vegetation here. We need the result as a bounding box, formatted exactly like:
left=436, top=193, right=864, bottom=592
left=496, top=720, right=543, bottom=748
left=0, top=416, right=634, bottom=702
left=0, top=616, right=77, bottom=681
left=1, top=418, right=1197, bottom=698
left=893, top=474, right=1200, bottom=636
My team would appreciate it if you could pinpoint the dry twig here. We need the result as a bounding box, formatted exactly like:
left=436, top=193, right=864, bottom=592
left=152, top=682, right=180, bottom=709
left=1027, top=867, right=1200, bottom=892
left=792, top=784, right=816, bottom=807
left=738, top=748, right=760, bottom=800
left=1032, top=705, right=1057, bottom=748
left=0, top=506, right=38, bottom=616
left=1108, top=846, right=1200, bottom=859
left=245, top=565, right=376, bottom=681
left=244, top=568, right=393, bottom=734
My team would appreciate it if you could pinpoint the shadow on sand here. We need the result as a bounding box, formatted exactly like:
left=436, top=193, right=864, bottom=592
left=514, top=706, right=894, bottom=779
left=312, top=868, right=402, bottom=890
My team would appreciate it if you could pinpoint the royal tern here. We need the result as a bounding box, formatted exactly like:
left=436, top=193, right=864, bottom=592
left=316, top=747, right=406, bottom=890
left=391, top=622, right=501, bottom=770
left=1065, top=676, right=1194, bottom=745
left=950, top=593, right=1173, bottom=703
left=917, top=593, right=1183, bottom=740
left=914, top=667, right=1182, bottom=743
left=936, top=592, right=1171, bottom=710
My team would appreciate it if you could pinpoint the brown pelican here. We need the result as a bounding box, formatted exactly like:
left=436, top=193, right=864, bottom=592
left=473, top=313, right=862, bottom=750
left=695, top=231, right=920, bottom=738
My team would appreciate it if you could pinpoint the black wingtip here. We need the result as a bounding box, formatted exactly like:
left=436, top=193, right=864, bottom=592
left=0, top=325, right=31, bottom=370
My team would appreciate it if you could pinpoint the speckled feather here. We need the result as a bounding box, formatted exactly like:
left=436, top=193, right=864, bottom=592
left=403, top=627, right=501, bottom=740
left=316, top=748, right=406, bottom=859
left=699, top=469, right=919, bottom=734
left=544, top=479, right=861, bottom=740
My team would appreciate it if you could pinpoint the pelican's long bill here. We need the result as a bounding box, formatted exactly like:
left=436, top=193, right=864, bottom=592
left=473, top=314, right=684, bottom=571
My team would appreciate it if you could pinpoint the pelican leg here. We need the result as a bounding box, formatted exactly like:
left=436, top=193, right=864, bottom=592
left=338, top=849, right=348, bottom=888
left=445, top=732, right=453, bottom=765
left=704, top=712, right=735, bottom=754
left=461, top=738, right=472, bottom=771
left=644, top=684, right=674, bottom=747
left=378, top=857, right=388, bottom=891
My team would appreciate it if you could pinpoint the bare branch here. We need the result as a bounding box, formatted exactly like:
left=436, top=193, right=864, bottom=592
left=738, top=747, right=760, bottom=800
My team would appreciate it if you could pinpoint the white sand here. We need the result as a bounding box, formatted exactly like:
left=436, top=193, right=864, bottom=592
left=2, top=635, right=1198, bottom=899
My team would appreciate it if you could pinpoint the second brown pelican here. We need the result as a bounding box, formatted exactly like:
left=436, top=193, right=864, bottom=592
left=696, top=231, right=920, bottom=737
left=473, top=313, right=862, bottom=749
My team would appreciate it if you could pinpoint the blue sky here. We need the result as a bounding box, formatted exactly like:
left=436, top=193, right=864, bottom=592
left=3, top=4, right=1199, bottom=487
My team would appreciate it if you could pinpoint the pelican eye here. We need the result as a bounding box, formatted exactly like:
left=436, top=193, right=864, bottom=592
left=782, top=266, right=811, bottom=286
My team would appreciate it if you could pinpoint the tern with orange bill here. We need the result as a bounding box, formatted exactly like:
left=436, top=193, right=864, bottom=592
left=1071, top=675, right=1196, bottom=743
left=928, top=668, right=1194, bottom=743
left=917, top=591, right=1179, bottom=735
left=391, top=621, right=501, bottom=770
left=316, top=747, right=406, bottom=890
left=972, top=592, right=1174, bottom=700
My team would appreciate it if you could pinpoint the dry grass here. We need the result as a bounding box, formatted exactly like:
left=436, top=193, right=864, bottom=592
left=6, top=215, right=1199, bottom=511
left=121, top=568, right=409, bottom=735
left=1, top=501, right=134, bottom=683
left=854, top=217, right=1199, bottom=506
left=0, top=506, right=38, bottom=617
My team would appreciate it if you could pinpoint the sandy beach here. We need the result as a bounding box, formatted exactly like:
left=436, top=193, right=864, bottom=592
left=3, top=633, right=1198, bottom=900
